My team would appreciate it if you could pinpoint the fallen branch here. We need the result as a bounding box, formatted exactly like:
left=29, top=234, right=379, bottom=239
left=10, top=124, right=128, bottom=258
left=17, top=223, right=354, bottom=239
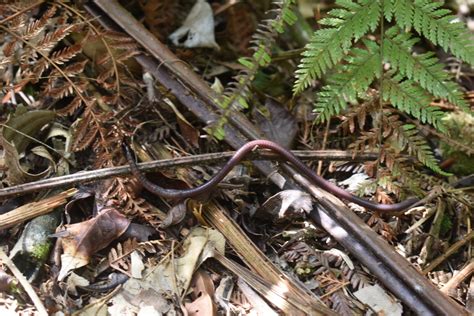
left=0, top=188, right=77, bottom=230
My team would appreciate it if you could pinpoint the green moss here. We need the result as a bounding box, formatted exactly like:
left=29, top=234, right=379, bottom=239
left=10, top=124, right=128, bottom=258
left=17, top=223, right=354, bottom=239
left=30, top=242, right=51, bottom=261
left=295, top=267, right=313, bottom=276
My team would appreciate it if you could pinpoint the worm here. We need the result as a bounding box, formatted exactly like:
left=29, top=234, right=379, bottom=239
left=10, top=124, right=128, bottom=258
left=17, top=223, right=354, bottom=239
left=124, top=140, right=419, bottom=212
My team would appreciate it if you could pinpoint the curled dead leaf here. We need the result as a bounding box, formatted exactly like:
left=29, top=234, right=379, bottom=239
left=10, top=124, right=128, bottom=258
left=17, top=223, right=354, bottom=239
left=1, top=109, right=56, bottom=184
left=256, top=190, right=313, bottom=219
left=185, top=270, right=217, bottom=316
left=52, top=208, right=131, bottom=280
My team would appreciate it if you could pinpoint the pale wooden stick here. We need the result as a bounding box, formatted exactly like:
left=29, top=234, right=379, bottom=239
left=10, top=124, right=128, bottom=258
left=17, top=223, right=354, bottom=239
left=423, top=231, right=474, bottom=274
left=0, top=188, right=77, bottom=230
left=0, top=249, right=48, bottom=316
left=441, top=261, right=474, bottom=295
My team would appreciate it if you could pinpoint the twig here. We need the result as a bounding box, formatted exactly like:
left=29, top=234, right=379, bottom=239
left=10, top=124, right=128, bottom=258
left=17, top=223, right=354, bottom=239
left=298, top=173, right=465, bottom=315
left=308, top=207, right=436, bottom=314
left=423, top=231, right=474, bottom=274
left=0, top=250, right=48, bottom=316
left=420, top=198, right=445, bottom=264
left=0, top=1, right=44, bottom=25
left=441, top=261, right=474, bottom=295
left=0, top=150, right=376, bottom=199
left=205, top=208, right=335, bottom=315
left=0, top=188, right=77, bottom=230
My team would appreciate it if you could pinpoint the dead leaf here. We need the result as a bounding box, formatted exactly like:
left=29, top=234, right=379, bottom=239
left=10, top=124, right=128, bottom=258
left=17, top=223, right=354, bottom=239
left=338, top=173, right=371, bottom=194
left=238, top=278, right=278, bottom=316
left=0, top=269, right=14, bottom=293
left=257, top=190, right=313, bottom=218
left=169, top=0, right=219, bottom=49
left=185, top=270, right=217, bottom=316
left=2, top=108, right=55, bottom=153
left=122, top=223, right=155, bottom=242
left=177, top=116, right=200, bottom=148
left=160, top=201, right=188, bottom=228
left=64, top=189, right=97, bottom=218
left=53, top=208, right=131, bottom=280
left=109, top=227, right=225, bottom=314
left=130, top=251, right=144, bottom=279
left=108, top=239, right=139, bottom=277
left=1, top=109, right=55, bottom=184
left=254, top=98, right=297, bottom=149
left=354, top=284, right=403, bottom=316
left=66, top=272, right=90, bottom=295
left=151, top=227, right=224, bottom=297
left=215, top=275, right=234, bottom=311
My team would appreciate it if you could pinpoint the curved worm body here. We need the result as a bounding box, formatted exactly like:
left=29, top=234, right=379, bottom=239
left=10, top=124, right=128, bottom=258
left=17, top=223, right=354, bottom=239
left=124, top=140, right=419, bottom=212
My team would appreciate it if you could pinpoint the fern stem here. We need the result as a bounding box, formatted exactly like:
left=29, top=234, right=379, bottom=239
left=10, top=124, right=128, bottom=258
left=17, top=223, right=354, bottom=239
left=376, top=0, right=386, bottom=178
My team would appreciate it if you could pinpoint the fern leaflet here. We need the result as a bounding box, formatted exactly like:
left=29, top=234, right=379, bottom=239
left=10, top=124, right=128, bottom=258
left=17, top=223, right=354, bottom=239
left=382, top=74, right=446, bottom=131
left=293, top=0, right=381, bottom=94
left=315, top=39, right=381, bottom=121
left=390, top=0, right=474, bottom=65
left=383, top=27, right=468, bottom=111
left=395, top=124, right=450, bottom=175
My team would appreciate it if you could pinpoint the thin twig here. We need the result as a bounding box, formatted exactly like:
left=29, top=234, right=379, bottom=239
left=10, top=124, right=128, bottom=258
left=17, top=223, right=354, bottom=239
left=85, top=3, right=467, bottom=314
left=422, top=231, right=474, bottom=274
left=0, top=1, right=44, bottom=25
left=441, top=261, right=474, bottom=295
left=0, top=149, right=377, bottom=199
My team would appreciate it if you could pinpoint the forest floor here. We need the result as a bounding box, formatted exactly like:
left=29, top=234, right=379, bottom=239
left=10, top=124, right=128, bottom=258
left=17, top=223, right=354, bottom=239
left=0, top=1, right=473, bottom=315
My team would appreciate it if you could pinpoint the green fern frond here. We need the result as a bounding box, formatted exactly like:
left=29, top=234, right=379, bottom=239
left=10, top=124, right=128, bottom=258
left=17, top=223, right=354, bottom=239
left=293, top=0, right=471, bottom=175
left=383, top=28, right=468, bottom=110
left=273, top=0, right=298, bottom=32
left=293, top=0, right=381, bottom=94
left=382, top=0, right=395, bottom=21
left=382, top=74, right=446, bottom=131
left=390, top=0, right=474, bottom=65
left=210, top=0, right=296, bottom=139
left=315, top=40, right=380, bottom=121
left=396, top=124, right=450, bottom=175
left=218, top=0, right=296, bottom=111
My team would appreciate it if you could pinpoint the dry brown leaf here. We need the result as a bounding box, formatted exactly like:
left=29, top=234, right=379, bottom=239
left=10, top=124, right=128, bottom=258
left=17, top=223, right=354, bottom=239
left=1, top=109, right=56, bottom=184
left=108, top=227, right=224, bottom=314
left=185, top=270, right=217, bottom=316
left=177, top=116, right=200, bottom=148
left=160, top=201, right=188, bottom=228
left=254, top=98, right=297, bottom=149
left=0, top=268, right=15, bottom=293
left=108, top=238, right=139, bottom=277
left=53, top=208, right=131, bottom=280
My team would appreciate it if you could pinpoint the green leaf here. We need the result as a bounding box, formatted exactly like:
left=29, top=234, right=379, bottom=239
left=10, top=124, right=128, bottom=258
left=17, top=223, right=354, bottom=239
left=383, top=28, right=468, bottom=111
left=293, top=0, right=381, bottom=94
left=238, top=57, right=254, bottom=70
left=398, top=124, right=451, bottom=175
left=393, top=0, right=474, bottom=65
left=315, top=40, right=381, bottom=121
left=382, top=74, right=446, bottom=131
left=253, top=46, right=272, bottom=67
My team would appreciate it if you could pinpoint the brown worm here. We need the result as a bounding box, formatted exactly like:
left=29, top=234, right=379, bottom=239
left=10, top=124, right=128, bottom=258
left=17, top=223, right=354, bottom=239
left=124, top=140, right=419, bottom=212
